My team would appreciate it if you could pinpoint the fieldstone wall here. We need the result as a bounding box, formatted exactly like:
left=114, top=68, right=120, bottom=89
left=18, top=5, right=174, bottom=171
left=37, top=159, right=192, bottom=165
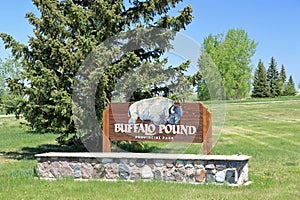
left=36, top=153, right=251, bottom=186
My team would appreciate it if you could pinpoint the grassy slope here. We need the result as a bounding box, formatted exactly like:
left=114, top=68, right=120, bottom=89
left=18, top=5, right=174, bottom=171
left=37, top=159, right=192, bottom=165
left=0, top=97, right=299, bottom=200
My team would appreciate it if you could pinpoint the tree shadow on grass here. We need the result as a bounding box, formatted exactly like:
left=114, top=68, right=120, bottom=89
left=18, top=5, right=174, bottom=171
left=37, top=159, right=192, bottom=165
left=0, top=141, right=196, bottom=161
left=0, top=144, right=88, bottom=161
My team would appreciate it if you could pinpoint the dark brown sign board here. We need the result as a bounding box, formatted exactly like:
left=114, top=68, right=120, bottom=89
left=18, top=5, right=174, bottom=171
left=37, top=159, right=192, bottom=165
left=102, top=100, right=212, bottom=155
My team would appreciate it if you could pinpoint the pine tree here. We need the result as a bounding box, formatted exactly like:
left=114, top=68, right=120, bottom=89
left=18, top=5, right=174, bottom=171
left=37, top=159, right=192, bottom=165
left=251, top=59, right=270, bottom=98
left=279, top=64, right=287, bottom=96
left=0, top=0, right=193, bottom=146
left=279, top=64, right=287, bottom=83
left=267, top=57, right=281, bottom=97
left=285, top=75, right=296, bottom=96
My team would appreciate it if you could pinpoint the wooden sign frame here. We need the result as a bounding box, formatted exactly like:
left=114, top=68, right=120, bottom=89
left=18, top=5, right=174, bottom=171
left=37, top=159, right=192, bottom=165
left=102, top=102, right=212, bottom=155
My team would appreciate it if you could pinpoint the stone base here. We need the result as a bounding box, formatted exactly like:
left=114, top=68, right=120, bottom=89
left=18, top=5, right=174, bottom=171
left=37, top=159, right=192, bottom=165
left=35, top=153, right=251, bottom=186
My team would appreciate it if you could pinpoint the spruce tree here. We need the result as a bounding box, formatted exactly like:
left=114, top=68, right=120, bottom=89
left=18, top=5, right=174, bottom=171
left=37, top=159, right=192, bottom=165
left=251, top=59, right=270, bottom=98
left=267, top=57, right=281, bottom=97
left=279, top=64, right=287, bottom=96
left=285, top=75, right=296, bottom=96
left=0, top=0, right=193, bottom=145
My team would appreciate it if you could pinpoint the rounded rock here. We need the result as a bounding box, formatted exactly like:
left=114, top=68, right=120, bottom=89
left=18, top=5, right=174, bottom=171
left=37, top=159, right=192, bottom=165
left=205, top=164, right=215, bottom=170
left=185, top=164, right=194, bottom=169
left=175, top=160, right=184, bottom=168
left=154, top=170, right=162, bottom=180
left=136, top=159, right=146, bottom=168
left=195, top=168, right=206, bottom=182
left=119, top=164, right=130, bottom=180
left=166, top=162, right=174, bottom=168
left=154, top=160, right=164, bottom=167
left=142, top=165, right=153, bottom=179
left=215, top=171, right=226, bottom=183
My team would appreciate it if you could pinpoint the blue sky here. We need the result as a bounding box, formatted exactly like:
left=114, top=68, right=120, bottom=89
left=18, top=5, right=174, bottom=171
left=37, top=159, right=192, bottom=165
left=1, top=0, right=299, bottom=86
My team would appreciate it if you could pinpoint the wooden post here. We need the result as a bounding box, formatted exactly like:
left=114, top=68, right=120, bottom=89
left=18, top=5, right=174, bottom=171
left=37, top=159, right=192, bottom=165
left=102, top=105, right=111, bottom=152
left=203, top=108, right=212, bottom=155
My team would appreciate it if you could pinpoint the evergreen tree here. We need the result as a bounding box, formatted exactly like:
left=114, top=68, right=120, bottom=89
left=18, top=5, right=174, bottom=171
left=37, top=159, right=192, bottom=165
left=267, top=57, right=281, bottom=97
left=1, top=0, right=193, bottom=146
left=285, top=75, right=296, bottom=96
left=279, top=64, right=287, bottom=96
left=251, top=59, right=270, bottom=98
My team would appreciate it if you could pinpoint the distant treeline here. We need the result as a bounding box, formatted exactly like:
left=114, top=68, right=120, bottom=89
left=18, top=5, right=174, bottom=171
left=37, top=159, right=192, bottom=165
left=252, top=57, right=296, bottom=98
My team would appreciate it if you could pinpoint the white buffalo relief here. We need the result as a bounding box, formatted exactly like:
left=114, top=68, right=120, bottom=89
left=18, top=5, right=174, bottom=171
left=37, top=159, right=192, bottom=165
left=128, top=97, right=182, bottom=125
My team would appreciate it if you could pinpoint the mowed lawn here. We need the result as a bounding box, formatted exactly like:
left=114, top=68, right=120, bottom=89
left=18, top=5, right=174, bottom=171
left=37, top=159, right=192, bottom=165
left=0, top=97, right=299, bottom=200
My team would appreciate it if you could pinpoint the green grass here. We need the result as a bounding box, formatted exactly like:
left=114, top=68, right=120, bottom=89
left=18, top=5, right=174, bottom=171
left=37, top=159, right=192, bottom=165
left=0, top=98, right=300, bottom=200
left=225, top=95, right=300, bottom=103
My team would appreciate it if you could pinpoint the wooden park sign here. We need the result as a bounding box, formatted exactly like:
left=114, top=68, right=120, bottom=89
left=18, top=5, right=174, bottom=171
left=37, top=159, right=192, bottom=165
left=102, top=97, right=212, bottom=155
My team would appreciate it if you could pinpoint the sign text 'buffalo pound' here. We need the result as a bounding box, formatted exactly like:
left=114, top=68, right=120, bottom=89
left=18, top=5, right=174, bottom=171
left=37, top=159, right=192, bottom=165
left=102, top=97, right=212, bottom=154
